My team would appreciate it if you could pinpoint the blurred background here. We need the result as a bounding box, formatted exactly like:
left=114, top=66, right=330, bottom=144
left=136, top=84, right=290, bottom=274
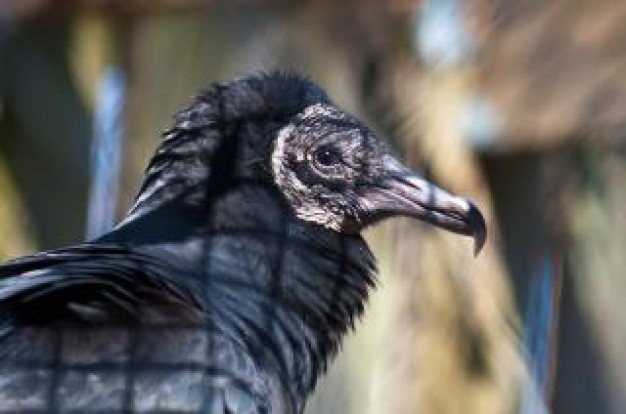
left=0, top=0, right=623, bottom=413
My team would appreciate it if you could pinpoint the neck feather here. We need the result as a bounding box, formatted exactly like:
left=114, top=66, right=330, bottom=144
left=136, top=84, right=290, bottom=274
left=201, top=190, right=376, bottom=400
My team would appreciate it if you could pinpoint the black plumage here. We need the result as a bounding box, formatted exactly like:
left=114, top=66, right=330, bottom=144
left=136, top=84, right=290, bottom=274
left=0, top=72, right=486, bottom=413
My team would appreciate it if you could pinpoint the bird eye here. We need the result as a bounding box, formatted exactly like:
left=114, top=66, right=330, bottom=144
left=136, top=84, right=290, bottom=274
left=314, top=145, right=343, bottom=167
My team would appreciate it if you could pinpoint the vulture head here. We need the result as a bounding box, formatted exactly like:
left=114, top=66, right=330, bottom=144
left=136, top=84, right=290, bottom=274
left=271, top=102, right=485, bottom=250
left=124, top=72, right=486, bottom=253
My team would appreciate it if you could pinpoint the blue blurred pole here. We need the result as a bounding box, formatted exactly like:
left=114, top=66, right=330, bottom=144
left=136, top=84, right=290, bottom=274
left=86, top=66, right=125, bottom=240
left=521, top=251, right=563, bottom=414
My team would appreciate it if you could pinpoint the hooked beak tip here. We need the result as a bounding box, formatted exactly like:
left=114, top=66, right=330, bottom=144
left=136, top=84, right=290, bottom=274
left=467, top=201, right=487, bottom=256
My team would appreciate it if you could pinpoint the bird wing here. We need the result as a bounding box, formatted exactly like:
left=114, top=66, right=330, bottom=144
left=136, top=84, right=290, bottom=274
left=0, top=244, right=203, bottom=325
left=0, top=244, right=273, bottom=413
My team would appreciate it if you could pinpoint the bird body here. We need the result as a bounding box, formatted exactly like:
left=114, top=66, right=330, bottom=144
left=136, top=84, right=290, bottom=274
left=0, top=73, right=484, bottom=413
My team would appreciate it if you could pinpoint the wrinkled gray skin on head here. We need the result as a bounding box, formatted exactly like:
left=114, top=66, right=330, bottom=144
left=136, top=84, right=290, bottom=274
left=272, top=103, right=387, bottom=233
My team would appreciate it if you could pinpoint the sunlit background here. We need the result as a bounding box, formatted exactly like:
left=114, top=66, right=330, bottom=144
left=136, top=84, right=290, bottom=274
left=0, top=1, right=623, bottom=413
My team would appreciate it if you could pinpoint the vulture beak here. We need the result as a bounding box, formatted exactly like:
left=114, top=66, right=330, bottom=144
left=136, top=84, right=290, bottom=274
left=365, top=155, right=487, bottom=255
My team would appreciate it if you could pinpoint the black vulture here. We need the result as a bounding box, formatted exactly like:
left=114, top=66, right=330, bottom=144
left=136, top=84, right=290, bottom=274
left=0, top=72, right=485, bottom=413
